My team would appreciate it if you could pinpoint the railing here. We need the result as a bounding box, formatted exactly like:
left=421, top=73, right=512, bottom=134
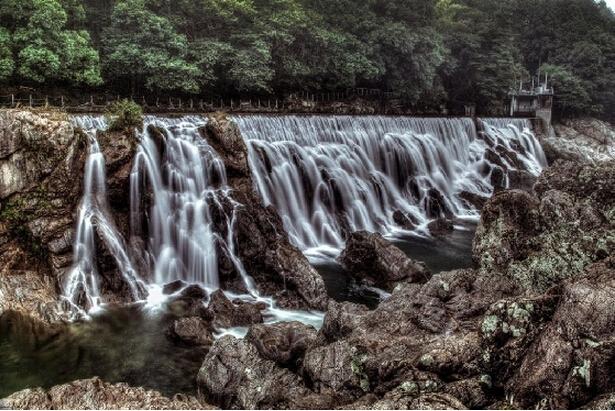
left=0, top=88, right=396, bottom=113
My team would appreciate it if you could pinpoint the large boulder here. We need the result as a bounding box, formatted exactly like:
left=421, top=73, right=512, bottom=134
left=338, top=231, right=431, bottom=291
left=205, top=290, right=264, bottom=329
left=0, top=377, right=210, bottom=409
left=197, top=335, right=329, bottom=409
left=473, top=160, right=614, bottom=294
left=245, top=321, right=317, bottom=367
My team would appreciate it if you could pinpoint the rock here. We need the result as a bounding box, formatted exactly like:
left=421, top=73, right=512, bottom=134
left=0, top=377, right=210, bottom=409
left=162, top=280, right=187, bottom=295
left=245, top=321, right=317, bottom=367
left=472, top=189, right=541, bottom=274
left=507, top=169, right=537, bottom=192
left=427, top=218, right=454, bottom=237
left=424, top=188, right=453, bottom=219
left=474, top=161, right=614, bottom=294
left=167, top=316, right=213, bottom=348
left=201, top=113, right=251, bottom=186
left=338, top=231, right=430, bottom=291
left=459, top=191, right=489, bottom=211
left=319, top=300, right=369, bottom=342
left=303, top=340, right=369, bottom=402
left=508, top=259, right=615, bottom=408
left=165, top=284, right=208, bottom=318
left=197, top=335, right=329, bottom=409
left=392, top=210, right=417, bottom=229
left=548, top=118, right=615, bottom=164
left=0, top=110, right=88, bottom=323
left=205, top=290, right=264, bottom=329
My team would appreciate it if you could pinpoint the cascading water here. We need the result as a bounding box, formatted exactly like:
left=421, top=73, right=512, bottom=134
left=64, top=117, right=145, bottom=315
left=236, top=115, right=547, bottom=255
left=130, top=116, right=256, bottom=294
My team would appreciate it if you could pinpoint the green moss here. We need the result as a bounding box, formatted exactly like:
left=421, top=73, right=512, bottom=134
left=572, top=359, right=591, bottom=387
left=481, top=315, right=499, bottom=336
left=350, top=351, right=370, bottom=392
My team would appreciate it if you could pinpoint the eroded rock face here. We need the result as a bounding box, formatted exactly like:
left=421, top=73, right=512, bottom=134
left=205, top=290, right=264, bottom=329
left=0, top=110, right=86, bottom=323
left=546, top=118, right=615, bottom=164
left=197, top=335, right=329, bottom=409
left=200, top=113, right=328, bottom=310
left=474, top=161, right=614, bottom=294
left=338, top=231, right=431, bottom=291
left=0, top=377, right=211, bottom=410
left=245, top=321, right=317, bottom=367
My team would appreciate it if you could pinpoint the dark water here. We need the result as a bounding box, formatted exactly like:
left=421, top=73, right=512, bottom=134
left=0, top=306, right=205, bottom=399
left=0, top=225, right=475, bottom=399
left=315, top=223, right=476, bottom=307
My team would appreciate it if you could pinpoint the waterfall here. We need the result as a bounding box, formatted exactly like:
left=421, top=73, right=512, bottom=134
left=236, top=115, right=546, bottom=255
left=65, top=113, right=545, bottom=322
left=130, top=116, right=257, bottom=294
left=64, top=117, right=145, bottom=315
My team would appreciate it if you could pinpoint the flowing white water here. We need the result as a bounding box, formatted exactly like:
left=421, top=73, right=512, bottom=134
left=64, top=117, right=144, bottom=316
left=130, top=116, right=257, bottom=294
left=235, top=115, right=546, bottom=256
left=65, top=114, right=545, bottom=328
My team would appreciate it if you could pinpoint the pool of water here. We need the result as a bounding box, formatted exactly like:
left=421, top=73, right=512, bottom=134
left=315, top=223, right=476, bottom=307
left=0, top=306, right=205, bottom=399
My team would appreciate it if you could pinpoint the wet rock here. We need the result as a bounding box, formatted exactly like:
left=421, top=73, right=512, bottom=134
left=0, top=377, right=210, bottom=409
left=427, top=218, right=454, bottom=237
left=338, top=231, right=430, bottom=292
left=392, top=210, right=417, bottom=230
left=97, top=128, right=136, bottom=212
left=197, top=335, right=329, bottom=409
left=205, top=290, right=264, bottom=329
left=459, top=191, right=489, bottom=211
left=162, top=280, right=187, bottom=295
left=424, top=188, right=453, bottom=219
left=201, top=112, right=251, bottom=185
left=167, top=316, right=213, bottom=348
left=245, top=321, right=317, bottom=367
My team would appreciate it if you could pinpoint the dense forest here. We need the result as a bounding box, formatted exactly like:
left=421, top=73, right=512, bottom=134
left=0, top=0, right=614, bottom=117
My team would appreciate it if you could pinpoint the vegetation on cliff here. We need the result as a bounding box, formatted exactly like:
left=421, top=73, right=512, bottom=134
left=0, top=0, right=614, bottom=118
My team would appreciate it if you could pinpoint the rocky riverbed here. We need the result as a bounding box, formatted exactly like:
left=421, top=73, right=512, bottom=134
left=0, top=110, right=613, bottom=409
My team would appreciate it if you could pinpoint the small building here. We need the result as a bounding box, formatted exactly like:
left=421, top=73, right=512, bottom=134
left=508, top=74, right=554, bottom=131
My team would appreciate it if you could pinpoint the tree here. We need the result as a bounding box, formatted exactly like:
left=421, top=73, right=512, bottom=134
left=0, top=27, right=13, bottom=81
left=3, top=0, right=101, bottom=86
left=101, top=0, right=200, bottom=93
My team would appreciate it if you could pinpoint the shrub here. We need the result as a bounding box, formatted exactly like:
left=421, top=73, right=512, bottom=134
left=105, top=99, right=143, bottom=131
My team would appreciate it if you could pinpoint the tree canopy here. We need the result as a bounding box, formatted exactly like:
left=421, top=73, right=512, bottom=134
left=0, top=0, right=613, bottom=119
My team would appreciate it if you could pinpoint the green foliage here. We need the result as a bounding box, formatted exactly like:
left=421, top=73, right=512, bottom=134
left=105, top=99, right=143, bottom=131
left=0, top=27, right=14, bottom=81
left=1, top=0, right=101, bottom=86
left=102, top=0, right=200, bottom=93
left=0, top=0, right=613, bottom=118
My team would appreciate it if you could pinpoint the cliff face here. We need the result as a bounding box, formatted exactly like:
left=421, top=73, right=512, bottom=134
left=542, top=118, right=615, bottom=164
left=0, top=110, right=87, bottom=323
left=0, top=110, right=138, bottom=323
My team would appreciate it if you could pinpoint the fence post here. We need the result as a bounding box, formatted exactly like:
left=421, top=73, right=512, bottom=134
left=11, top=94, right=14, bottom=107
left=61, top=95, right=64, bottom=107
left=90, top=95, right=94, bottom=106
left=45, top=96, right=49, bottom=107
